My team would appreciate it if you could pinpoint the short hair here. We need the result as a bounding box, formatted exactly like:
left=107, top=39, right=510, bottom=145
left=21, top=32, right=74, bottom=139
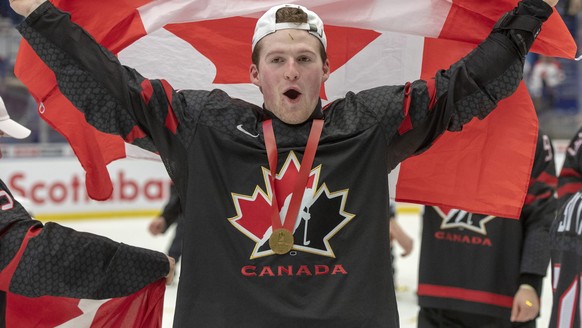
left=251, top=7, right=328, bottom=66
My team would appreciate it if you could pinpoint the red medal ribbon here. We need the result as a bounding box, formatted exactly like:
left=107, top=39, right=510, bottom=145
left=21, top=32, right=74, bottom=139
left=263, top=119, right=324, bottom=233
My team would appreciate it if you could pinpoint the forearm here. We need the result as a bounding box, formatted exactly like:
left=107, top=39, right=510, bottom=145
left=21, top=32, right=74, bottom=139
left=518, top=273, right=544, bottom=296
left=436, top=0, right=553, bottom=131
left=16, top=2, right=160, bottom=151
left=520, top=192, right=555, bottom=275
left=384, top=0, right=553, bottom=165
left=9, top=222, right=169, bottom=299
left=520, top=131, right=557, bottom=275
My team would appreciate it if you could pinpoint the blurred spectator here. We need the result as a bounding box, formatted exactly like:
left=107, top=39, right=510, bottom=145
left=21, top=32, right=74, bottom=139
left=0, top=0, right=23, bottom=25
left=148, top=184, right=183, bottom=265
left=389, top=203, right=413, bottom=259
left=388, top=202, right=413, bottom=291
left=528, top=55, right=565, bottom=113
left=0, top=56, right=5, bottom=89
left=561, top=0, right=582, bottom=15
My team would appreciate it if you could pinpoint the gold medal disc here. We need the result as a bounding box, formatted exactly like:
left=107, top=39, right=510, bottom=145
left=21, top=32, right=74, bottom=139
left=269, top=228, right=294, bottom=254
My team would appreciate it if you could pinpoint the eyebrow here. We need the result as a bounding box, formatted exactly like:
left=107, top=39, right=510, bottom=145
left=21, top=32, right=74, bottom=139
left=264, top=48, right=317, bottom=58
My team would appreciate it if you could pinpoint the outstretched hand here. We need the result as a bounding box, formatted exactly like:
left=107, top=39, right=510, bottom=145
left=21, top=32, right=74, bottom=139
left=510, top=286, right=539, bottom=322
left=389, top=218, right=414, bottom=257
left=9, top=0, right=46, bottom=17
left=148, top=217, right=167, bottom=236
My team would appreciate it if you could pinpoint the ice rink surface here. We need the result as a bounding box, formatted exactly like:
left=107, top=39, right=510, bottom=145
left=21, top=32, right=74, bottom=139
left=60, top=212, right=554, bottom=328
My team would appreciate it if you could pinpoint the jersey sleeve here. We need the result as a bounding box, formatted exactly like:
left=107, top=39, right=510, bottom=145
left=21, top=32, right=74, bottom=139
left=0, top=181, right=169, bottom=299
left=17, top=1, right=206, bottom=184
left=558, top=126, right=582, bottom=208
left=519, top=130, right=557, bottom=276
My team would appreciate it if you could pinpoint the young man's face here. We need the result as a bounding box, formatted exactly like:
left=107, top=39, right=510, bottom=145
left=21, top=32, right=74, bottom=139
left=250, top=30, right=330, bottom=124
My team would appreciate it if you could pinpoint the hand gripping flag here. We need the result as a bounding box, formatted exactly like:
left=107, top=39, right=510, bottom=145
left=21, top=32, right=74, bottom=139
left=14, top=0, right=577, bottom=217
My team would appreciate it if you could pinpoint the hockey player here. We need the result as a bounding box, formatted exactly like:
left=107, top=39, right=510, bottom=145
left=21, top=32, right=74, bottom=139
left=548, top=126, right=582, bottom=327
left=10, top=0, right=559, bottom=326
left=417, top=130, right=557, bottom=327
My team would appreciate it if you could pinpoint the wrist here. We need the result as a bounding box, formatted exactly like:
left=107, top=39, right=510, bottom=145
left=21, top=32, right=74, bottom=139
left=24, top=0, right=47, bottom=17
left=519, top=284, right=536, bottom=292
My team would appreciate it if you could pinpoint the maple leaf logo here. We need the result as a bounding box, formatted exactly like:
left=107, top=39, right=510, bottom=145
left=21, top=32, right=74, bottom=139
left=434, top=207, right=496, bottom=235
left=6, top=293, right=104, bottom=327
left=229, top=152, right=354, bottom=259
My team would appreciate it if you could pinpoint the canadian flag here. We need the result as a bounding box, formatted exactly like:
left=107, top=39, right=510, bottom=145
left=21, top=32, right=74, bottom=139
left=15, top=0, right=576, bottom=218
left=0, top=227, right=165, bottom=327
left=3, top=284, right=165, bottom=328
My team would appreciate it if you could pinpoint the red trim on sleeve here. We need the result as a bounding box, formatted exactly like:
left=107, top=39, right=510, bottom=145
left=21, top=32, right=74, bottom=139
left=560, top=168, right=582, bottom=178
left=558, top=182, right=582, bottom=199
left=418, top=284, right=513, bottom=308
left=124, top=125, right=148, bottom=144
left=426, top=78, right=437, bottom=110
left=161, top=80, right=178, bottom=134
left=530, top=171, right=558, bottom=189
left=0, top=226, right=42, bottom=290
left=525, top=191, right=553, bottom=205
left=140, top=80, right=154, bottom=105
left=397, top=82, right=413, bottom=135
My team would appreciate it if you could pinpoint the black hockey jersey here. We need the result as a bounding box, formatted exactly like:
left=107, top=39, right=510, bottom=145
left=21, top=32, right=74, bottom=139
left=550, top=191, right=582, bottom=328
left=549, top=126, right=582, bottom=327
left=418, top=131, right=557, bottom=319
left=17, top=1, right=552, bottom=326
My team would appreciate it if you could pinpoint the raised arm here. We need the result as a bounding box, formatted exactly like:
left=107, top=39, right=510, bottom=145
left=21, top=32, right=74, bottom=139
left=11, top=0, right=217, bottom=188
left=379, top=0, right=557, bottom=168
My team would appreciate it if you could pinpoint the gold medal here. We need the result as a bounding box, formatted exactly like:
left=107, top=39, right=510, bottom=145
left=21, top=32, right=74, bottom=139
left=269, top=228, right=294, bottom=254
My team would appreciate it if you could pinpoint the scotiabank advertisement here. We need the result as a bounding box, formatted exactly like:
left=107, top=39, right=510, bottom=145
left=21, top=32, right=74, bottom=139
left=0, top=140, right=569, bottom=221
left=0, top=156, right=171, bottom=220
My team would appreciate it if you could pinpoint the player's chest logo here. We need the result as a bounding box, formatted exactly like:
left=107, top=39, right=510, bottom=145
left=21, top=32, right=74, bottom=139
left=229, top=152, right=354, bottom=259
left=434, top=207, right=495, bottom=235
left=0, top=190, right=14, bottom=211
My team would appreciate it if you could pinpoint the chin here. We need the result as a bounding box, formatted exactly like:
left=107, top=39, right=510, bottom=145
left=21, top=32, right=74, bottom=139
left=279, top=113, right=311, bottom=125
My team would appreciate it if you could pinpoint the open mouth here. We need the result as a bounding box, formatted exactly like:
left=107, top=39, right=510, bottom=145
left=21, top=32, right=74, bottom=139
left=283, top=89, right=301, bottom=100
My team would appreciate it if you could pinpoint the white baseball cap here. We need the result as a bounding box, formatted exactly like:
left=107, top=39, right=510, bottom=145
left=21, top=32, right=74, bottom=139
left=252, top=4, right=327, bottom=52
left=0, top=96, right=31, bottom=139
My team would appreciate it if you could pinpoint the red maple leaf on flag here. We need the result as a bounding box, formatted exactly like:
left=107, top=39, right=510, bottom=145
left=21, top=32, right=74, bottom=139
left=0, top=226, right=165, bottom=328
left=5, top=281, right=165, bottom=327
left=166, top=19, right=381, bottom=99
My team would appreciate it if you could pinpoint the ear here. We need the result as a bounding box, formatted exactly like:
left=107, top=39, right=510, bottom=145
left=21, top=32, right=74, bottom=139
left=250, top=64, right=260, bottom=87
left=322, top=59, right=330, bottom=83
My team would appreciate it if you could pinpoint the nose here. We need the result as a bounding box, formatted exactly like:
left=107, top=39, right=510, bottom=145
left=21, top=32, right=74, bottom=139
left=284, top=60, right=299, bottom=81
